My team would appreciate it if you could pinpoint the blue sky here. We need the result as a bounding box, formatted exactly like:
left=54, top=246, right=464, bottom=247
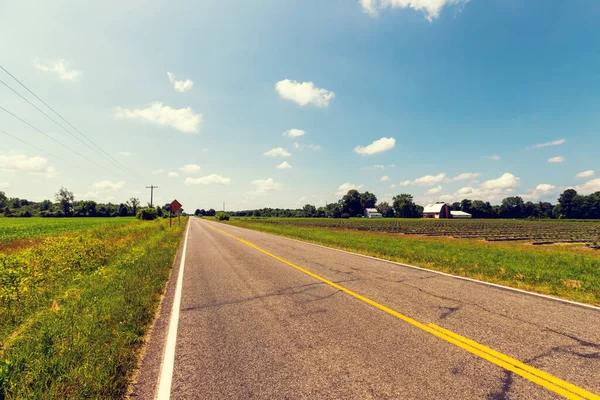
left=0, top=0, right=599, bottom=211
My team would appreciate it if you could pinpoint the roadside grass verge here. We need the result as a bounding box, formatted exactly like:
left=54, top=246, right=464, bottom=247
left=0, top=218, right=186, bottom=398
left=222, top=219, right=600, bottom=306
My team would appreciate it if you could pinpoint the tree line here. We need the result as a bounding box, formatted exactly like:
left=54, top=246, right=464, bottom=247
left=0, top=187, right=170, bottom=218
left=197, top=189, right=600, bottom=219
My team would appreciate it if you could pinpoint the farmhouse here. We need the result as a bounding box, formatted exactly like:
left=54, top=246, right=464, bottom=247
left=423, top=202, right=452, bottom=219
left=364, top=208, right=382, bottom=218
left=451, top=210, right=472, bottom=219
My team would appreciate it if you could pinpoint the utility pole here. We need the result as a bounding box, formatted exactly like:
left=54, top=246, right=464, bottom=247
left=146, top=185, right=158, bottom=207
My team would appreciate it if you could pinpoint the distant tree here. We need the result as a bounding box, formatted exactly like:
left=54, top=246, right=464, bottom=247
left=74, top=200, right=97, bottom=217
left=0, top=191, right=7, bottom=212
left=471, top=200, right=493, bottom=218
left=156, top=205, right=164, bottom=217
left=360, top=192, right=378, bottom=209
left=55, top=187, right=75, bottom=216
left=460, top=199, right=473, bottom=214
left=194, top=209, right=201, bottom=216
left=137, top=207, right=158, bottom=220
left=39, top=199, right=54, bottom=212
left=128, top=197, right=140, bottom=216
left=376, top=201, right=394, bottom=218
left=315, top=207, right=327, bottom=218
left=450, top=202, right=461, bottom=211
left=499, top=196, right=525, bottom=218
left=303, top=204, right=317, bottom=217
left=555, top=189, right=580, bottom=219
left=119, top=203, right=130, bottom=217
left=207, top=208, right=216, bottom=217
left=392, top=194, right=420, bottom=218
left=341, top=190, right=363, bottom=217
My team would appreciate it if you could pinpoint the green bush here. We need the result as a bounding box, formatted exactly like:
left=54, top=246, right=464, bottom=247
left=136, top=207, right=157, bottom=220
left=215, top=212, right=230, bottom=221
left=341, top=213, right=350, bottom=219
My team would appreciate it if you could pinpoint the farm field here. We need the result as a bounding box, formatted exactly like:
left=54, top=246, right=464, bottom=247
left=220, top=217, right=600, bottom=306
left=236, top=217, right=600, bottom=244
left=0, top=217, right=136, bottom=244
left=0, top=217, right=186, bottom=399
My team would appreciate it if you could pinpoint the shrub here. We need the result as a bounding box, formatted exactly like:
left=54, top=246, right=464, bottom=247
left=136, top=207, right=158, bottom=220
left=215, top=212, right=230, bottom=221
left=341, top=213, right=350, bottom=219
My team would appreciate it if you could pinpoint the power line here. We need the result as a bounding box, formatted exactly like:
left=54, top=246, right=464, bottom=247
left=0, top=76, right=131, bottom=175
left=0, top=104, right=127, bottom=178
left=0, top=65, right=144, bottom=183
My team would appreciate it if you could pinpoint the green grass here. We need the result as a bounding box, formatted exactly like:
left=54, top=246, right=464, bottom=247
left=0, top=217, right=137, bottom=244
left=222, top=218, right=600, bottom=306
left=0, top=217, right=186, bottom=398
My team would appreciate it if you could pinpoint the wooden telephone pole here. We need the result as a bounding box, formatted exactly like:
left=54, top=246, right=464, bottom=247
left=146, top=185, right=158, bottom=207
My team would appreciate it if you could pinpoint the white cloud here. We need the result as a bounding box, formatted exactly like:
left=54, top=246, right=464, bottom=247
left=401, top=173, right=446, bottom=186
left=360, top=0, right=470, bottom=21
left=168, top=172, right=180, bottom=178
left=522, top=183, right=557, bottom=200
left=250, top=178, right=281, bottom=195
left=283, top=128, right=305, bottom=138
left=576, top=170, right=595, bottom=179
left=119, top=151, right=133, bottom=156
left=530, top=138, right=566, bottom=149
left=335, top=183, right=364, bottom=196
left=293, top=142, right=321, bottom=151
left=264, top=147, right=291, bottom=157
left=389, top=183, right=397, bottom=188
left=425, top=185, right=443, bottom=195
left=167, top=72, right=194, bottom=92
left=548, top=156, right=565, bottom=163
left=152, top=168, right=165, bottom=175
left=354, top=137, right=396, bottom=156
left=180, top=164, right=201, bottom=174
left=490, top=155, right=501, bottom=160
left=446, top=172, right=480, bottom=182
left=380, top=175, right=390, bottom=182
left=90, top=180, right=125, bottom=193
left=276, top=161, right=292, bottom=169
left=574, top=178, right=600, bottom=194
left=0, top=154, right=55, bottom=176
left=115, top=102, right=202, bottom=133
left=0, top=182, right=10, bottom=189
left=33, top=58, right=82, bottom=81
left=480, top=173, right=520, bottom=190
left=185, top=174, right=232, bottom=185
left=275, top=79, right=334, bottom=108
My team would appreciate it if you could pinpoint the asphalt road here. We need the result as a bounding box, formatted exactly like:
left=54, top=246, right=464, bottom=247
left=130, top=218, right=600, bottom=399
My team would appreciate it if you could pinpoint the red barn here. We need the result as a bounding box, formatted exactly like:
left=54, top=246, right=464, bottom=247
left=423, top=202, right=453, bottom=219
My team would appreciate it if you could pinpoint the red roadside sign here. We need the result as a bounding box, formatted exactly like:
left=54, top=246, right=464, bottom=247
left=170, top=199, right=182, bottom=212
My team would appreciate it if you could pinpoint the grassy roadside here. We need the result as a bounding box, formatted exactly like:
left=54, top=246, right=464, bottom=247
left=221, top=219, right=600, bottom=306
left=0, top=218, right=187, bottom=398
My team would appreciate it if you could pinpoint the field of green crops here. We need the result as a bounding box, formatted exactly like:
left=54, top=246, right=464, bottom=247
left=0, top=217, right=186, bottom=398
left=235, top=217, right=600, bottom=244
left=0, top=217, right=136, bottom=244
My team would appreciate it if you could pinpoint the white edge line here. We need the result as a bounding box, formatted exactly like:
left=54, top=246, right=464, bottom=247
left=207, top=219, right=600, bottom=312
left=156, top=219, right=191, bottom=399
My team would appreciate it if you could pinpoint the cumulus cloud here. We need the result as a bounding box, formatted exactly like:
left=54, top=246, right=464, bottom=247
left=283, top=128, right=305, bottom=138
left=389, top=183, right=397, bottom=188
left=115, top=102, right=202, bottom=133
left=90, top=180, right=125, bottom=193
left=480, top=173, right=520, bottom=190
left=180, top=164, right=201, bottom=174
left=168, top=172, right=179, bottom=178
left=354, top=137, right=396, bottom=156
left=275, top=79, right=334, bottom=108
left=446, top=172, right=480, bottom=182
left=574, top=178, right=600, bottom=194
left=576, top=170, right=594, bottom=179
left=401, top=173, right=446, bottom=186
left=0, top=154, right=55, bottom=176
left=425, top=185, right=443, bottom=195
left=522, top=184, right=557, bottom=200
left=293, top=142, right=321, bottom=151
left=264, top=147, right=291, bottom=157
left=548, top=156, right=565, bottom=163
left=276, top=161, right=292, bottom=169
left=33, top=58, right=82, bottom=81
left=167, top=72, right=194, bottom=92
left=336, top=183, right=364, bottom=196
left=250, top=178, right=281, bottom=195
left=380, top=175, right=390, bottom=182
left=529, top=138, right=566, bottom=149
left=360, top=0, right=470, bottom=21
left=185, top=174, right=232, bottom=185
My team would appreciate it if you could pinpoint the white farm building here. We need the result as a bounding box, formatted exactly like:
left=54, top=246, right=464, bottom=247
left=423, top=203, right=452, bottom=219
left=364, top=208, right=382, bottom=218
left=451, top=210, right=472, bottom=218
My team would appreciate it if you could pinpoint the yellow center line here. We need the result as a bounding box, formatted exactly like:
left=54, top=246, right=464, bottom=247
left=203, top=221, right=600, bottom=400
